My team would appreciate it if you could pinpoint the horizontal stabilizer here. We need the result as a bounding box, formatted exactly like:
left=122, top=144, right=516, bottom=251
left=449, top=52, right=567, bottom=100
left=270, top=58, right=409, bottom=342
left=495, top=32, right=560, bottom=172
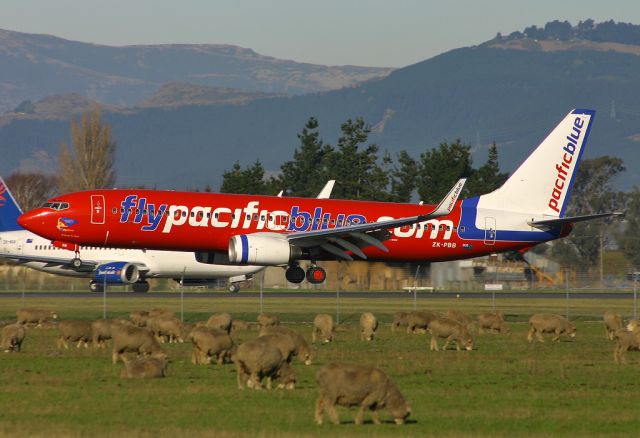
left=528, top=212, right=624, bottom=230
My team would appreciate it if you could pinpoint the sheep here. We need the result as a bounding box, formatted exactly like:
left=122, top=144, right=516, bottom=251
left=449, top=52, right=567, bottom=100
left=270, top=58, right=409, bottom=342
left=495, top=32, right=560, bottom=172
left=477, top=312, right=510, bottom=334
left=57, top=320, right=93, bottom=349
left=120, top=353, right=168, bottom=379
left=148, top=308, right=175, bottom=319
left=231, top=320, right=250, bottom=332
left=315, top=363, right=411, bottom=425
left=613, top=330, right=640, bottom=364
left=391, top=311, right=409, bottom=333
left=260, top=325, right=313, bottom=365
left=16, top=308, right=57, bottom=327
left=111, top=325, right=165, bottom=364
left=2, top=324, right=26, bottom=353
left=146, top=316, right=184, bottom=343
left=360, top=312, right=378, bottom=341
left=445, top=309, right=475, bottom=332
left=189, top=326, right=234, bottom=365
left=91, top=318, right=132, bottom=348
left=527, top=314, right=576, bottom=343
left=129, top=310, right=150, bottom=327
left=234, top=338, right=295, bottom=390
left=312, top=314, right=334, bottom=343
left=206, top=313, right=232, bottom=334
left=257, top=313, right=280, bottom=329
left=406, top=310, right=440, bottom=334
left=428, top=317, right=474, bottom=351
left=603, top=311, right=624, bottom=340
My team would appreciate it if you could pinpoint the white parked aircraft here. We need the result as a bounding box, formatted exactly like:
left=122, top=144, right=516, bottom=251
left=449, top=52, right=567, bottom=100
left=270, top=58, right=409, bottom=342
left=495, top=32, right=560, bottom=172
left=0, top=177, right=333, bottom=292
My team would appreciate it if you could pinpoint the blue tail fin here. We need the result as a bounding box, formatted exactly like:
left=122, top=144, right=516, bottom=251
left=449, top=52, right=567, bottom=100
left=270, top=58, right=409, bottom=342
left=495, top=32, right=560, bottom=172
left=0, top=176, right=24, bottom=232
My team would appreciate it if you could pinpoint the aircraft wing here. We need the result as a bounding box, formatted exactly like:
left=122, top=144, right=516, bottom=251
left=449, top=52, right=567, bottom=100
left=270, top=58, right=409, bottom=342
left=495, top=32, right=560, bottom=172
left=285, top=179, right=466, bottom=260
left=0, top=253, right=150, bottom=273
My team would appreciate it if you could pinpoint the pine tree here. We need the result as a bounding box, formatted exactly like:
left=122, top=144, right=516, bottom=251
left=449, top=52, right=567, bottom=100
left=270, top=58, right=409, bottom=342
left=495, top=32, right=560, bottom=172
left=417, top=139, right=473, bottom=204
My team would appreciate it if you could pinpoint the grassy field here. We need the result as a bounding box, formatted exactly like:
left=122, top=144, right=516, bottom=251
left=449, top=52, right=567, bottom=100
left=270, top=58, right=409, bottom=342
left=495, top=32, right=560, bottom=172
left=0, top=295, right=639, bottom=437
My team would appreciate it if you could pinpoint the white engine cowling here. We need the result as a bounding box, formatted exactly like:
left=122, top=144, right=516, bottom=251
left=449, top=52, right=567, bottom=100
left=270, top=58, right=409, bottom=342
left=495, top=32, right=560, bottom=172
left=228, top=233, right=299, bottom=265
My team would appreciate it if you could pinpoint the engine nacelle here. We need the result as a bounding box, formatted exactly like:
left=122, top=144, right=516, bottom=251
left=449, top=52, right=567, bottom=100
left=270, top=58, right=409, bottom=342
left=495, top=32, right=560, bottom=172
left=94, top=262, right=140, bottom=284
left=228, top=233, right=300, bottom=265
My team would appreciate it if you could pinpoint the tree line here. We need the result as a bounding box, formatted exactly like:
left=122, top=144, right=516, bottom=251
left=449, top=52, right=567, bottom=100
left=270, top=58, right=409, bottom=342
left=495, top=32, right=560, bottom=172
left=220, top=117, right=508, bottom=203
left=3, top=109, right=640, bottom=271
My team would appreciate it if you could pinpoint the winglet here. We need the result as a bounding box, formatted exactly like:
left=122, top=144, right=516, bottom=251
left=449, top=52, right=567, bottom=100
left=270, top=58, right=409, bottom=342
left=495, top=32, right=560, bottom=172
left=428, top=178, right=466, bottom=217
left=316, top=180, right=335, bottom=199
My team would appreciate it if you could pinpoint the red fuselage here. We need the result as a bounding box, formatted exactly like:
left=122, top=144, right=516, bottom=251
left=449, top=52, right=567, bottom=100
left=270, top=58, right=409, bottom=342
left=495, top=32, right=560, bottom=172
left=17, top=190, right=555, bottom=263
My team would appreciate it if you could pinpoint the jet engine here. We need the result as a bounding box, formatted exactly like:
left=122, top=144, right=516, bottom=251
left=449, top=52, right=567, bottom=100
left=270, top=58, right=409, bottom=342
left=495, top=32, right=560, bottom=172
left=93, top=262, right=140, bottom=284
left=228, top=233, right=301, bottom=265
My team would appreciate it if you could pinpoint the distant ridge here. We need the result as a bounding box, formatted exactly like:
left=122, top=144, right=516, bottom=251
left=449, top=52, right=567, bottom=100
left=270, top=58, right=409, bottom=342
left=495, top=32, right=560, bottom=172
left=2, top=20, right=640, bottom=191
left=0, top=28, right=393, bottom=112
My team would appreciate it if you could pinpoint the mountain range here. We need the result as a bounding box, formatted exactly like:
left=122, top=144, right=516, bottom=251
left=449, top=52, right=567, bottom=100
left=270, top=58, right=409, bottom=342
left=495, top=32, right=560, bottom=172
left=1, top=21, right=640, bottom=191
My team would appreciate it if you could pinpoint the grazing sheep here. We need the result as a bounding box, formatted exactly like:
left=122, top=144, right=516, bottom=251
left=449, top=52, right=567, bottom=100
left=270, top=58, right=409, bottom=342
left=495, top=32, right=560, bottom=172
left=315, top=363, right=411, bottom=425
left=261, top=332, right=301, bottom=362
left=234, top=337, right=294, bottom=390
left=477, top=312, right=510, bottom=334
left=148, top=308, right=175, bottom=319
left=16, top=308, right=57, bottom=327
left=445, top=309, right=475, bottom=332
left=231, top=320, right=250, bottom=332
left=626, top=319, right=639, bottom=332
left=260, top=325, right=313, bottom=365
left=604, top=311, right=624, bottom=340
left=2, top=324, right=26, bottom=353
left=428, top=317, right=474, bottom=351
left=91, top=319, right=132, bottom=348
left=57, top=320, right=93, bottom=349
left=120, top=353, right=168, bottom=379
left=406, top=310, right=440, bottom=334
left=206, top=313, right=232, bottom=334
left=189, top=326, right=234, bottom=365
left=146, top=316, right=184, bottom=343
left=111, top=325, right=165, bottom=364
left=613, top=330, right=640, bottom=364
left=129, top=311, right=150, bottom=327
left=527, top=314, right=576, bottom=343
left=312, top=314, right=334, bottom=343
left=257, top=313, right=280, bottom=329
left=391, top=311, right=409, bottom=333
left=360, top=313, right=378, bottom=341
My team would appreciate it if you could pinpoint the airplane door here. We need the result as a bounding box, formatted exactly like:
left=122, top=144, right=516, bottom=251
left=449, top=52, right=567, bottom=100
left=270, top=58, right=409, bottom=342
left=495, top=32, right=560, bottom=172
left=91, top=195, right=106, bottom=224
left=484, top=217, right=496, bottom=245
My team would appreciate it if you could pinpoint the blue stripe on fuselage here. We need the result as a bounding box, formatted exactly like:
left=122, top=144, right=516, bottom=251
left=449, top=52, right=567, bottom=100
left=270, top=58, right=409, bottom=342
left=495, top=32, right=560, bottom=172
left=240, top=234, right=249, bottom=264
left=458, top=197, right=560, bottom=243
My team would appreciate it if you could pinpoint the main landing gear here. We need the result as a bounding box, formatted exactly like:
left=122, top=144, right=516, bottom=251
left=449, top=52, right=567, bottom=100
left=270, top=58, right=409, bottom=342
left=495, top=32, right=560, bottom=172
left=285, top=264, right=326, bottom=284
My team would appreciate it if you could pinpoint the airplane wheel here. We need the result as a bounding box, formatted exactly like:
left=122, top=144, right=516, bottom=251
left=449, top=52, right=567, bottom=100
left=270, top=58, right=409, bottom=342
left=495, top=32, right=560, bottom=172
left=306, top=266, right=326, bottom=284
left=285, top=265, right=305, bottom=284
left=89, top=282, right=104, bottom=293
left=229, top=283, right=240, bottom=293
left=71, top=258, right=82, bottom=269
left=132, top=282, right=150, bottom=293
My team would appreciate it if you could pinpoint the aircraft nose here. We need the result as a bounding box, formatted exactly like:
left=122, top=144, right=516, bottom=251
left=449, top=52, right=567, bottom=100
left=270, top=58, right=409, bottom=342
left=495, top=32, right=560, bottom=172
left=18, top=209, right=52, bottom=237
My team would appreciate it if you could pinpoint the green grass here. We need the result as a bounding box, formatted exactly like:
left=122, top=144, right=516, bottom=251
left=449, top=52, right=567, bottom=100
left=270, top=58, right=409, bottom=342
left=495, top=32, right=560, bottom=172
left=0, top=296, right=639, bottom=437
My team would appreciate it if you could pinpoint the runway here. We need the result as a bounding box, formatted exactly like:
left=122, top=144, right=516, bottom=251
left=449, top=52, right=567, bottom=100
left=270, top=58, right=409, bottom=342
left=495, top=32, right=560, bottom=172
left=0, top=291, right=636, bottom=299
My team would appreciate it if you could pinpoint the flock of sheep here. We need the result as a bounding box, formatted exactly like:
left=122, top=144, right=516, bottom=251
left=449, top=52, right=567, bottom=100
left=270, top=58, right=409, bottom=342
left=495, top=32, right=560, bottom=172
left=2, top=306, right=640, bottom=425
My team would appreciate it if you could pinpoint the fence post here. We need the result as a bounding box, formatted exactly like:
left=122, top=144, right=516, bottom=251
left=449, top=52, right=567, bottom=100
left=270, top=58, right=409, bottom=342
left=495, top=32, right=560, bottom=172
left=336, top=272, right=340, bottom=325
left=102, top=275, right=107, bottom=319
left=565, top=268, right=570, bottom=320
left=634, top=271, right=638, bottom=320
left=259, top=273, right=264, bottom=315
left=180, top=267, right=186, bottom=323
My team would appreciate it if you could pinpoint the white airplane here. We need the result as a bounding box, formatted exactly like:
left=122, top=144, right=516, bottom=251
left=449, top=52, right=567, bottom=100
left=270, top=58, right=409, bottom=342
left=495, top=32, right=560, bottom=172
left=0, top=177, right=333, bottom=293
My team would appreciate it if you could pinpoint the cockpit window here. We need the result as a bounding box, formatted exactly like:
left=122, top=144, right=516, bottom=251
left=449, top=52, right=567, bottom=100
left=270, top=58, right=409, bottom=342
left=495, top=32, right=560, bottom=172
left=41, top=201, right=70, bottom=211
